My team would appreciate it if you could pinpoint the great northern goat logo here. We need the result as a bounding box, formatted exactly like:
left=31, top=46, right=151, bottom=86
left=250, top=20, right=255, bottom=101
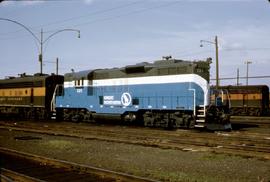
left=121, top=92, right=132, bottom=106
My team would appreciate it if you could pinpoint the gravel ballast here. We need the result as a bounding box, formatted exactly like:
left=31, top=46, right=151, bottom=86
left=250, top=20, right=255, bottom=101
left=0, top=128, right=270, bottom=182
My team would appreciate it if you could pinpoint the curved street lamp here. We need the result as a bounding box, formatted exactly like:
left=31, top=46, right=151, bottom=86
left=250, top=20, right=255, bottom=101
left=200, top=36, right=219, bottom=89
left=39, top=28, right=80, bottom=74
left=0, top=18, right=80, bottom=74
left=244, top=61, right=252, bottom=85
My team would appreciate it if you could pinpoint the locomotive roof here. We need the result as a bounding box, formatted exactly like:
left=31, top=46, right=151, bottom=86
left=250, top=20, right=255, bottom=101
left=64, top=70, right=92, bottom=81
left=0, top=74, right=62, bottom=88
left=88, top=59, right=210, bottom=80
left=217, top=85, right=269, bottom=89
left=0, top=74, right=48, bottom=84
left=63, top=58, right=211, bottom=82
left=217, top=85, right=269, bottom=91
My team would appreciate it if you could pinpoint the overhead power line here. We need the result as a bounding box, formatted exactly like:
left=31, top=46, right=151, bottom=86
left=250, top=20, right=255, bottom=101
left=0, top=0, right=145, bottom=36
left=69, top=1, right=182, bottom=29
left=211, top=75, right=270, bottom=81
left=222, top=48, right=270, bottom=52
left=42, top=0, right=145, bottom=33
left=0, top=0, right=182, bottom=37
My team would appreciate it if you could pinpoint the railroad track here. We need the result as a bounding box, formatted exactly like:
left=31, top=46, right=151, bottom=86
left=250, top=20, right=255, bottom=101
left=231, top=116, right=270, bottom=125
left=1, top=168, right=44, bottom=182
left=0, top=147, right=158, bottom=182
left=0, top=121, right=269, bottom=160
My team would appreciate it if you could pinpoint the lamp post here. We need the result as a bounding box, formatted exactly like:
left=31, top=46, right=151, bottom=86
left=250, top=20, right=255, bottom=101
left=200, top=36, right=219, bottom=89
left=39, top=28, right=80, bottom=74
left=245, top=61, right=252, bottom=85
left=0, top=18, right=80, bottom=75
left=236, top=68, right=240, bottom=86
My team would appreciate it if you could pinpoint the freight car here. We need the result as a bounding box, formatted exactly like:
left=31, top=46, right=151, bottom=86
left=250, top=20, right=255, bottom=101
left=216, top=85, right=269, bottom=116
left=55, top=57, right=231, bottom=130
left=0, top=73, right=64, bottom=120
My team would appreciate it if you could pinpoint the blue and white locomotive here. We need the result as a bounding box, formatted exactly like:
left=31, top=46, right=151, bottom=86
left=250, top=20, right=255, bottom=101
left=55, top=57, right=231, bottom=130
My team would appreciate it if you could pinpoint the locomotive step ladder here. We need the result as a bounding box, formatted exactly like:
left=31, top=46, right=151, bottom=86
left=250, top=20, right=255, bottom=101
left=50, top=85, right=59, bottom=120
left=195, top=105, right=206, bottom=128
left=51, top=111, right=57, bottom=120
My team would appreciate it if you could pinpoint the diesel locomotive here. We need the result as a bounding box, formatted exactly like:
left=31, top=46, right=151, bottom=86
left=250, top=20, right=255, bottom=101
left=55, top=57, right=231, bottom=130
left=216, top=85, right=269, bottom=116
left=0, top=73, right=64, bottom=120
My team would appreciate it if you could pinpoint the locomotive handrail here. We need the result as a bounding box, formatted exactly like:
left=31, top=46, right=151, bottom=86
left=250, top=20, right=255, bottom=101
left=189, top=88, right=196, bottom=116
left=50, top=84, right=60, bottom=112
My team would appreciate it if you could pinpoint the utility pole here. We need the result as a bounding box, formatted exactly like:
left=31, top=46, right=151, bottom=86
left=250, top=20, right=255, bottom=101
left=245, top=61, right=252, bottom=85
left=215, top=36, right=219, bottom=89
left=200, top=35, right=219, bottom=89
left=236, top=68, right=239, bottom=86
left=39, top=29, right=44, bottom=75
left=56, top=58, right=59, bottom=75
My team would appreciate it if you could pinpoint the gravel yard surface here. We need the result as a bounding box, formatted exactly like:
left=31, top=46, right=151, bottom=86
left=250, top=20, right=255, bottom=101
left=0, top=128, right=269, bottom=182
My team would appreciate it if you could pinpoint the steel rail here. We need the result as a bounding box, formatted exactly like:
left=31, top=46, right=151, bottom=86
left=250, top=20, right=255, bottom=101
left=0, top=124, right=269, bottom=160
left=0, top=147, right=159, bottom=182
left=0, top=168, right=45, bottom=182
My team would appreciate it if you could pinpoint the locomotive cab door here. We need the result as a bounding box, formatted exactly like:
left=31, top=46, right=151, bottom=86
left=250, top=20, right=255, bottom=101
left=210, top=89, right=231, bottom=108
left=209, top=89, right=231, bottom=120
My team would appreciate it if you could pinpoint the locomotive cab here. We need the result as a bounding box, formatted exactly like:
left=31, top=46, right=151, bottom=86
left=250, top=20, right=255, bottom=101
left=205, top=88, right=231, bottom=130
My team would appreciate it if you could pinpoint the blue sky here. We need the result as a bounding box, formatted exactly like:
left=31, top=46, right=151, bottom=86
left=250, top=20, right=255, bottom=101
left=0, top=0, right=269, bottom=86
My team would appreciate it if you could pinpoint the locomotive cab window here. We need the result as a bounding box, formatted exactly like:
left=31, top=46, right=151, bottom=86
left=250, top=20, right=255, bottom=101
left=75, top=78, right=84, bottom=87
left=75, top=80, right=80, bottom=87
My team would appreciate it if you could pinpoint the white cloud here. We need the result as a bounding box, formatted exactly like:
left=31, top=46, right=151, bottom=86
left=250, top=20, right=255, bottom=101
left=0, top=1, right=15, bottom=6
left=84, top=0, right=94, bottom=5
left=22, top=1, right=45, bottom=6
left=0, top=0, right=44, bottom=6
